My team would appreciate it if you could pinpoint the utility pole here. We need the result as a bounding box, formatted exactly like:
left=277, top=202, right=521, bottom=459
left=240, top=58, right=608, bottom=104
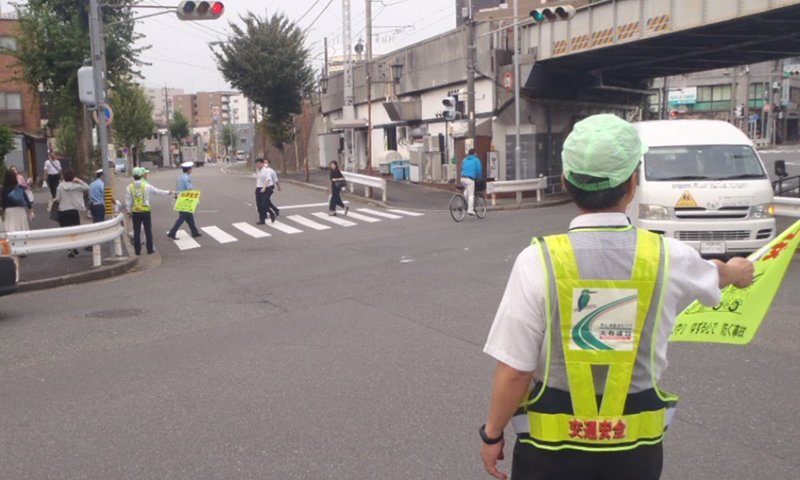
left=466, top=0, right=476, bottom=144
left=513, top=0, right=521, bottom=180
left=366, top=0, right=373, bottom=177
left=342, top=0, right=355, bottom=172
left=324, top=37, right=329, bottom=75
left=303, top=98, right=309, bottom=182
left=88, top=0, right=111, bottom=212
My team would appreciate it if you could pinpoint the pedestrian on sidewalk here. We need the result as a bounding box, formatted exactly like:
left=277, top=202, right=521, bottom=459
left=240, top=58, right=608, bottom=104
left=43, top=156, right=62, bottom=199
left=328, top=161, right=348, bottom=216
left=2, top=170, right=34, bottom=232
left=54, top=169, right=89, bottom=258
left=479, top=114, right=755, bottom=480
left=265, top=158, right=281, bottom=222
left=254, top=158, right=272, bottom=225
left=460, top=148, right=483, bottom=216
left=9, top=165, right=34, bottom=208
left=89, top=169, right=106, bottom=223
left=126, top=167, right=173, bottom=255
left=168, top=161, right=202, bottom=239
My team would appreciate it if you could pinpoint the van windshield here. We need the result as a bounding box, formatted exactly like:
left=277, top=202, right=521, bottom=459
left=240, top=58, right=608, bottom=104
left=644, top=145, right=766, bottom=181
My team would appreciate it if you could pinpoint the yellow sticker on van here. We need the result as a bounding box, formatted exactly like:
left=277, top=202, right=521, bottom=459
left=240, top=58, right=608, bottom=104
left=676, top=190, right=698, bottom=208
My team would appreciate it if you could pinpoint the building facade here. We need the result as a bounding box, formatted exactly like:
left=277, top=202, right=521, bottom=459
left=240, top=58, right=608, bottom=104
left=0, top=16, right=42, bottom=136
left=147, top=87, right=184, bottom=126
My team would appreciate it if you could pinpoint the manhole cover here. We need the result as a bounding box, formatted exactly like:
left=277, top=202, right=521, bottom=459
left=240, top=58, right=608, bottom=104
left=87, top=308, right=145, bottom=319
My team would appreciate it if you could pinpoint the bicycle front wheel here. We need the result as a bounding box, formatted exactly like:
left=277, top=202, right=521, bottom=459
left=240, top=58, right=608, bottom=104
left=475, top=195, right=487, bottom=219
left=450, top=194, right=467, bottom=222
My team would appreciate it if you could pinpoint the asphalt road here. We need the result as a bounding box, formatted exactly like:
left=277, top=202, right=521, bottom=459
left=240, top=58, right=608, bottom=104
left=0, top=164, right=797, bottom=479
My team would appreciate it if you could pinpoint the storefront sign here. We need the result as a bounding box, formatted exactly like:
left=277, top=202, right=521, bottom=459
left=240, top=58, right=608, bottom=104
left=668, top=87, right=697, bottom=105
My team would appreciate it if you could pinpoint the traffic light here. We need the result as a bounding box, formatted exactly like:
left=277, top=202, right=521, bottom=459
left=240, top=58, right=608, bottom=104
left=176, top=1, right=225, bottom=21
left=442, top=97, right=457, bottom=121
left=734, top=105, right=744, bottom=118
left=530, top=5, right=575, bottom=24
left=784, top=69, right=800, bottom=77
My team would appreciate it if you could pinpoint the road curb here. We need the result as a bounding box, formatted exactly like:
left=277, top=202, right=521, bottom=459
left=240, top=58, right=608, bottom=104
left=18, top=252, right=138, bottom=293
left=487, top=198, right=573, bottom=212
left=282, top=179, right=390, bottom=209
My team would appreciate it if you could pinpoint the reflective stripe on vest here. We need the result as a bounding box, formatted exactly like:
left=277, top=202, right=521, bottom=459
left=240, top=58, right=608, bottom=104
left=514, top=228, right=677, bottom=452
left=130, top=183, right=150, bottom=212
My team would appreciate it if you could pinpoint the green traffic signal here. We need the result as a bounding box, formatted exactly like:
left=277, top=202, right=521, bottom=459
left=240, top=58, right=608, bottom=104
left=531, top=10, right=546, bottom=22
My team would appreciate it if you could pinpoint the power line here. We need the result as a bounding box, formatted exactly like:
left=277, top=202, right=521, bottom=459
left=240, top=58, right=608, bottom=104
left=306, top=0, right=337, bottom=31
left=298, top=0, right=326, bottom=25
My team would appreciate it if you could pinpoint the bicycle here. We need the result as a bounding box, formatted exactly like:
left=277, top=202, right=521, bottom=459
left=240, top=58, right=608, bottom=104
left=450, top=184, right=487, bottom=222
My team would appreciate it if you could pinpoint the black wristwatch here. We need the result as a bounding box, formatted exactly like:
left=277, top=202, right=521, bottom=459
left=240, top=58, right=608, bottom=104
left=479, top=424, right=504, bottom=445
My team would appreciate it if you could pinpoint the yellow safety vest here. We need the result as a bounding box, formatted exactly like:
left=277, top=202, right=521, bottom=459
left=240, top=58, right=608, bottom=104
left=517, top=228, right=678, bottom=452
left=130, top=183, right=151, bottom=212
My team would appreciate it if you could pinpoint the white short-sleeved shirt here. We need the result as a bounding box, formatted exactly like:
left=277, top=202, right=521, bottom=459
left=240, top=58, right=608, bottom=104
left=256, top=166, right=272, bottom=189
left=484, top=213, right=722, bottom=389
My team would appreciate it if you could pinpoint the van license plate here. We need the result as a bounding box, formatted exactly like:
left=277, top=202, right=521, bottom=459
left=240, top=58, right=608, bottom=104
left=700, top=241, right=726, bottom=255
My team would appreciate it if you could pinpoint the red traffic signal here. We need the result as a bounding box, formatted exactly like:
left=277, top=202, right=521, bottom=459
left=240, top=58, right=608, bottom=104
left=176, top=1, right=224, bottom=20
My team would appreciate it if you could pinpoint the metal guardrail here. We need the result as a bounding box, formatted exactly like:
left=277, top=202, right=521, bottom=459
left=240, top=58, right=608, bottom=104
left=774, top=197, right=800, bottom=217
left=343, top=172, right=388, bottom=202
left=773, top=176, right=800, bottom=197
left=486, top=177, right=548, bottom=205
left=2, top=214, right=126, bottom=267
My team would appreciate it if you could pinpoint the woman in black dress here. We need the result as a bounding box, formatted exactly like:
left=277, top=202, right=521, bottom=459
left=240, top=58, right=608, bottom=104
left=329, top=161, right=349, bottom=216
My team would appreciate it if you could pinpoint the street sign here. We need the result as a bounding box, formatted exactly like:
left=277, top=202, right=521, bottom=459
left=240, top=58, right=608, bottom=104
left=764, top=104, right=772, bottom=113
left=122, top=147, right=130, bottom=155
left=668, top=87, right=697, bottom=105
left=212, top=106, right=220, bottom=116
left=503, top=72, right=513, bottom=92
left=92, top=105, right=114, bottom=126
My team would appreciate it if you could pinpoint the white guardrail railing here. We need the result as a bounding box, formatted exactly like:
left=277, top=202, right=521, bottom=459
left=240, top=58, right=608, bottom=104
left=343, top=172, right=388, bottom=202
left=2, top=214, right=126, bottom=268
left=486, top=177, right=548, bottom=205
left=774, top=197, right=800, bottom=217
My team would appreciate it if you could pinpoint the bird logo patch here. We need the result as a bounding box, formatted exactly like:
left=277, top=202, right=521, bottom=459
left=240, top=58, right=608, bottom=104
left=570, top=288, right=638, bottom=351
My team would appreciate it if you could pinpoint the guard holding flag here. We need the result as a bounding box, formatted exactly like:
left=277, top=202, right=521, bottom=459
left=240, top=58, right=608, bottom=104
left=168, top=161, right=202, bottom=240
left=479, top=114, right=755, bottom=480
left=126, top=167, right=173, bottom=255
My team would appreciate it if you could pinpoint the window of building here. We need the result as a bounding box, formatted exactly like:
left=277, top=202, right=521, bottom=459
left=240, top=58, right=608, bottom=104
left=0, top=36, right=17, bottom=51
left=0, top=92, right=23, bottom=110
left=692, top=85, right=731, bottom=111
left=749, top=83, right=766, bottom=109
left=240, top=138, right=247, bottom=144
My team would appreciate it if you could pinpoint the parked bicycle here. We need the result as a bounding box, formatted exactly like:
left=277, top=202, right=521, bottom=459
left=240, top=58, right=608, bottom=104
left=450, top=183, right=487, bottom=222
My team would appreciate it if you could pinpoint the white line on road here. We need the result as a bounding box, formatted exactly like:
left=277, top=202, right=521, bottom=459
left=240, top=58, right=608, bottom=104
left=232, top=222, right=272, bottom=238
left=287, top=215, right=331, bottom=230
left=344, top=211, right=382, bottom=223
left=278, top=201, right=350, bottom=210
left=265, top=221, right=304, bottom=235
left=202, top=226, right=239, bottom=244
left=356, top=208, right=403, bottom=219
left=388, top=209, right=425, bottom=217
left=173, top=230, right=201, bottom=251
left=312, top=212, right=357, bottom=227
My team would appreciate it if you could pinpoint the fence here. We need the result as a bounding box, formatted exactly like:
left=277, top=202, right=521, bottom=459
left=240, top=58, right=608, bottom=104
left=343, top=172, right=388, bottom=202
left=486, top=177, right=548, bottom=205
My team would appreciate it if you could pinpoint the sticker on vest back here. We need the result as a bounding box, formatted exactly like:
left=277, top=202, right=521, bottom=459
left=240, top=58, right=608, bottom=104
left=570, top=288, right=638, bottom=351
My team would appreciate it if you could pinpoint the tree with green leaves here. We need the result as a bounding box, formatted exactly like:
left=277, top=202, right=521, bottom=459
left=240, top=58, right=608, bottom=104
left=169, top=111, right=191, bottom=163
left=0, top=124, right=15, bottom=169
left=220, top=124, right=240, bottom=155
left=111, top=82, right=155, bottom=167
left=10, top=0, right=144, bottom=175
left=213, top=11, right=313, bottom=173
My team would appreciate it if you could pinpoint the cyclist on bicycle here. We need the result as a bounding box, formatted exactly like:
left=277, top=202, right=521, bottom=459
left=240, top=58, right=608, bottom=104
left=461, top=148, right=484, bottom=216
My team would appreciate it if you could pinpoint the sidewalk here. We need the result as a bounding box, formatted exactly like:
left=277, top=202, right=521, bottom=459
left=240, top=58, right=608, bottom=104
left=13, top=187, right=135, bottom=287
left=280, top=168, right=572, bottom=211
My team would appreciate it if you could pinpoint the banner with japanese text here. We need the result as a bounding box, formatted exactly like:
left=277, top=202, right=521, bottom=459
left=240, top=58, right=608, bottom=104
left=173, top=190, right=201, bottom=213
left=670, top=220, right=800, bottom=345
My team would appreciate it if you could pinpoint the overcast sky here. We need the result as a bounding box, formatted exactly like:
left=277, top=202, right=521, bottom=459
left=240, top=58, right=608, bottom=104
left=1, top=0, right=456, bottom=94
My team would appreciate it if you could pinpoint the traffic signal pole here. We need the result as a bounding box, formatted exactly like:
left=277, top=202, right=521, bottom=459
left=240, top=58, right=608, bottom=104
left=513, top=0, right=521, bottom=181
left=88, top=0, right=111, bottom=212
left=466, top=0, right=477, bottom=143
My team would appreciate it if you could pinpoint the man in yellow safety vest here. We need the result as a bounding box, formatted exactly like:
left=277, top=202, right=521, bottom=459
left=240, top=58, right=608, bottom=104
left=125, top=167, right=173, bottom=256
left=479, top=114, right=755, bottom=480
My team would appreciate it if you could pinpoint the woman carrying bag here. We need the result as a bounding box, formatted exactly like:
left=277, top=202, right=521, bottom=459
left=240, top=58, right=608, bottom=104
left=328, top=160, right=349, bottom=216
left=1, top=170, right=34, bottom=233
left=54, top=169, right=89, bottom=258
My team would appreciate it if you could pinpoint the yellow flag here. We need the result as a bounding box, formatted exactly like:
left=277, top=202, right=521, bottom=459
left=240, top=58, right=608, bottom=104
left=174, top=190, right=201, bottom=213
left=670, top=220, right=800, bottom=344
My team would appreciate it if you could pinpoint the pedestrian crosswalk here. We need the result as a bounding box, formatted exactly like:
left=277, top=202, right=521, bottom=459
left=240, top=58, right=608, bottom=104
left=167, top=208, right=425, bottom=251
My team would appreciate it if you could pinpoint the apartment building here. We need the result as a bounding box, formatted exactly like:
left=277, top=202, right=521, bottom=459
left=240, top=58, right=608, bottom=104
left=0, top=15, right=41, bottom=136
left=147, top=87, right=184, bottom=126
left=172, top=91, right=248, bottom=128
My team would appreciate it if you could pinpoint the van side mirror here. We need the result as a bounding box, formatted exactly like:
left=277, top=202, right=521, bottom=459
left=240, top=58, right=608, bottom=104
left=775, top=160, right=788, bottom=179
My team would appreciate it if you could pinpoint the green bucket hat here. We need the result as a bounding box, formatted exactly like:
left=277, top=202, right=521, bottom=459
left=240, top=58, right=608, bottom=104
left=132, top=167, right=149, bottom=177
left=562, top=114, right=648, bottom=191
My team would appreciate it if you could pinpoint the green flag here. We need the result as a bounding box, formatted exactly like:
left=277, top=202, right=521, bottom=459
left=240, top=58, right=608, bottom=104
left=670, top=219, right=800, bottom=345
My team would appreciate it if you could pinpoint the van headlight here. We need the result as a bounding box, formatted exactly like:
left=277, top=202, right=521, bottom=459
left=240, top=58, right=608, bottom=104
left=751, top=204, right=775, bottom=218
left=639, top=204, right=670, bottom=220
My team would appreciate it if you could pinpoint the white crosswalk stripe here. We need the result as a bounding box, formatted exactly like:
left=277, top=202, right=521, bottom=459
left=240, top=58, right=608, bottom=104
left=344, top=211, right=382, bottom=223
left=202, top=226, right=239, bottom=244
left=356, top=208, right=403, bottom=219
left=312, top=212, right=357, bottom=227
left=233, top=222, right=272, bottom=238
left=173, top=230, right=201, bottom=250
left=265, top=221, right=304, bottom=235
left=388, top=209, right=425, bottom=217
left=287, top=215, right=331, bottom=230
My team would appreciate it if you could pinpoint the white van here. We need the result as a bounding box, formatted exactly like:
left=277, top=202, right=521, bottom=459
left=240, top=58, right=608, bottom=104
left=630, top=120, right=775, bottom=256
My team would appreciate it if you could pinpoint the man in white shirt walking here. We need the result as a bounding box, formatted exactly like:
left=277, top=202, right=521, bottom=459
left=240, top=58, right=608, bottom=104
left=255, top=158, right=273, bottom=225
left=265, top=158, right=281, bottom=222
left=43, top=157, right=62, bottom=199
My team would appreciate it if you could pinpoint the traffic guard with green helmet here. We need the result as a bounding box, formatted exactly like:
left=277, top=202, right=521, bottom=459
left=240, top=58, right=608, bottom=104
left=479, top=114, right=755, bottom=480
left=125, top=167, right=173, bottom=256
